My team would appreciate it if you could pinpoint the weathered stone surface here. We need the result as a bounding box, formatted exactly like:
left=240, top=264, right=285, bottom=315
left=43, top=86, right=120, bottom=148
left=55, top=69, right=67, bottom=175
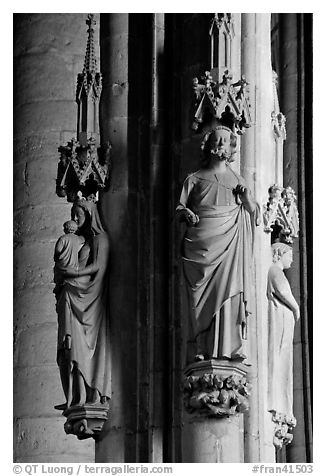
left=14, top=206, right=69, bottom=246
left=14, top=365, right=65, bottom=418
left=101, top=33, right=129, bottom=83
left=102, top=79, right=129, bottom=121
left=14, top=101, right=77, bottom=136
left=14, top=157, right=64, bottom=209
left=14, top=417, right=94, bottom=462
left=95, top=427, right=126, bottom=463
left=15, top=322, right=58, bottom=369
left=182, top=417, right=244, bottom=463
left=14, top=54, right=79, bottom=105
left=14, top=418, right=94, bottom=461
left=13, top=132, right=61, bottom=165
left=100, top=14, right=129, bottom=39
left=14, top=285, right=56, bottom=331
left=14, top=241, right=55, bottom=290
left=14, top=14, right=94, bottom=58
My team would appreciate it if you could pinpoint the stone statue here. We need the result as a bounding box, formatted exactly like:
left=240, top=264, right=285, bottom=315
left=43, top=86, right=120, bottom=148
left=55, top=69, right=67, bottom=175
left=54, top=198, right=110, bottom=409
left=53, top=220, right=85, bottom=294
left=267, top=242, right=299, bottom=439
left=177, top=125, right=258, bottom=362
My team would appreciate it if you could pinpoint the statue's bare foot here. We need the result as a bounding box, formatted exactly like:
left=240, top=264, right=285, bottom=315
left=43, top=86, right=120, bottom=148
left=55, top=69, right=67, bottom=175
left=194, top=354, right=205, bottom=362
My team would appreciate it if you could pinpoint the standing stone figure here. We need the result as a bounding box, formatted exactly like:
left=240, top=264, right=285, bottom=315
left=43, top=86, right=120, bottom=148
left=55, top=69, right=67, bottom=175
left=267, top=243, right=300, bottom=422
left=53, top=220, right=85, bottom=293
left=54, top=199, right=110, bottom=409
left=177, top=125, right=258, bottom=362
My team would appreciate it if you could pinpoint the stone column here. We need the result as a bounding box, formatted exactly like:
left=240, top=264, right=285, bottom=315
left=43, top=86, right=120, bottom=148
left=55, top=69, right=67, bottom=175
left=147, top=13, right=168, bottom=463
left=173, top=13, right=250, bottom=464
left=181, top=361, right=249, bottom=463
left=13, top=14, right=94, bottom=462
left=96, top=14, right=169, bottom=463
left=278, top=13, right=313, bottom=463
left=95, top=14, right=138, bottom=462
left=241, top=13, right=276, bottom=463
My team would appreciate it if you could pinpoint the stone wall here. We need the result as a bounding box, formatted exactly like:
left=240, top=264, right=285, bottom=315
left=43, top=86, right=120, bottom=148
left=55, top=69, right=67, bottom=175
left=13, top=13, right=95, bottom=462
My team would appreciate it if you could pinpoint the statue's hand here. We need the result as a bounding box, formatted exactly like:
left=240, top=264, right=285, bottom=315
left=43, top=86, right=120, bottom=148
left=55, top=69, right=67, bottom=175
left=182, top=208, right=199, bottom=226
left=234, top=184, right=251, bottom=202
left=234, top=184, right=256, bottom=213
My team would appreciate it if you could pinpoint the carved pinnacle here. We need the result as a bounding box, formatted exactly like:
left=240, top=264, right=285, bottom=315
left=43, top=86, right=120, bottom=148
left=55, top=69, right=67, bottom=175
left=83, top=14, right=97, bottom=75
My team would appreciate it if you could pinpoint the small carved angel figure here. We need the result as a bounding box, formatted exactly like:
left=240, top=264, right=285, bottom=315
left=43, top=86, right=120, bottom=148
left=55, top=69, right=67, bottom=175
left=282, top=187, right=299, bottom=238
left=268, top=184, right=283, bottom=204
left=267, top=243, right=300, bottom=424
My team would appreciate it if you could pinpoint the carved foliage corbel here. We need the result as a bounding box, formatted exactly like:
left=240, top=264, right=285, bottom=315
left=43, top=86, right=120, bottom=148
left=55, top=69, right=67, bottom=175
left=183, top=361, right=250, bottom=418
left=184, top=372, right=250, bottom=417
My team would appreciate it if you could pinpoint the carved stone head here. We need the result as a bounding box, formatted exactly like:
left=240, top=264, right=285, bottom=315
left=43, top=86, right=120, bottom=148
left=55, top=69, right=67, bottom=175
left=271, top=243, right=293, bottom=269
left=63, top=220, right=78, bottom=234
left=201, top=125, right=237, bottom=164
left=282, top=186, right=297, bottom=206
left=268, top=184, right=283, bottom=202
left=71, top=202, right=88, bottom=229
left=71, top=198, right=105, bottom=237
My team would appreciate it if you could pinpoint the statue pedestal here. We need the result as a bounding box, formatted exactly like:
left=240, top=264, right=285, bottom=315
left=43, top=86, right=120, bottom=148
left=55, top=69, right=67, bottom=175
left=61, top=403, right=110, bottom=441
left=182, top=360, right=249, bottom=462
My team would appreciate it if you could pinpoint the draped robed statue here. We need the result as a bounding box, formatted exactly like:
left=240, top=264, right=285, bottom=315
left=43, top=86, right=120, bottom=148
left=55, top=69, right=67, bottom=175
left=54, top=198, right=111, bottom=409
left=177, top=125, right=258, bottom=363
left=267, top=243, right=299, bottom=422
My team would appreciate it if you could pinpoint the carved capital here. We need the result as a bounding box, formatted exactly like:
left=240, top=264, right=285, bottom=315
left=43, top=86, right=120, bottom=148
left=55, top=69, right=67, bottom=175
left=183, top=360, right=250, bottom=418
left=270, top=411, right=297, bottom=449
left=62, top=403, right=110, bottom=441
